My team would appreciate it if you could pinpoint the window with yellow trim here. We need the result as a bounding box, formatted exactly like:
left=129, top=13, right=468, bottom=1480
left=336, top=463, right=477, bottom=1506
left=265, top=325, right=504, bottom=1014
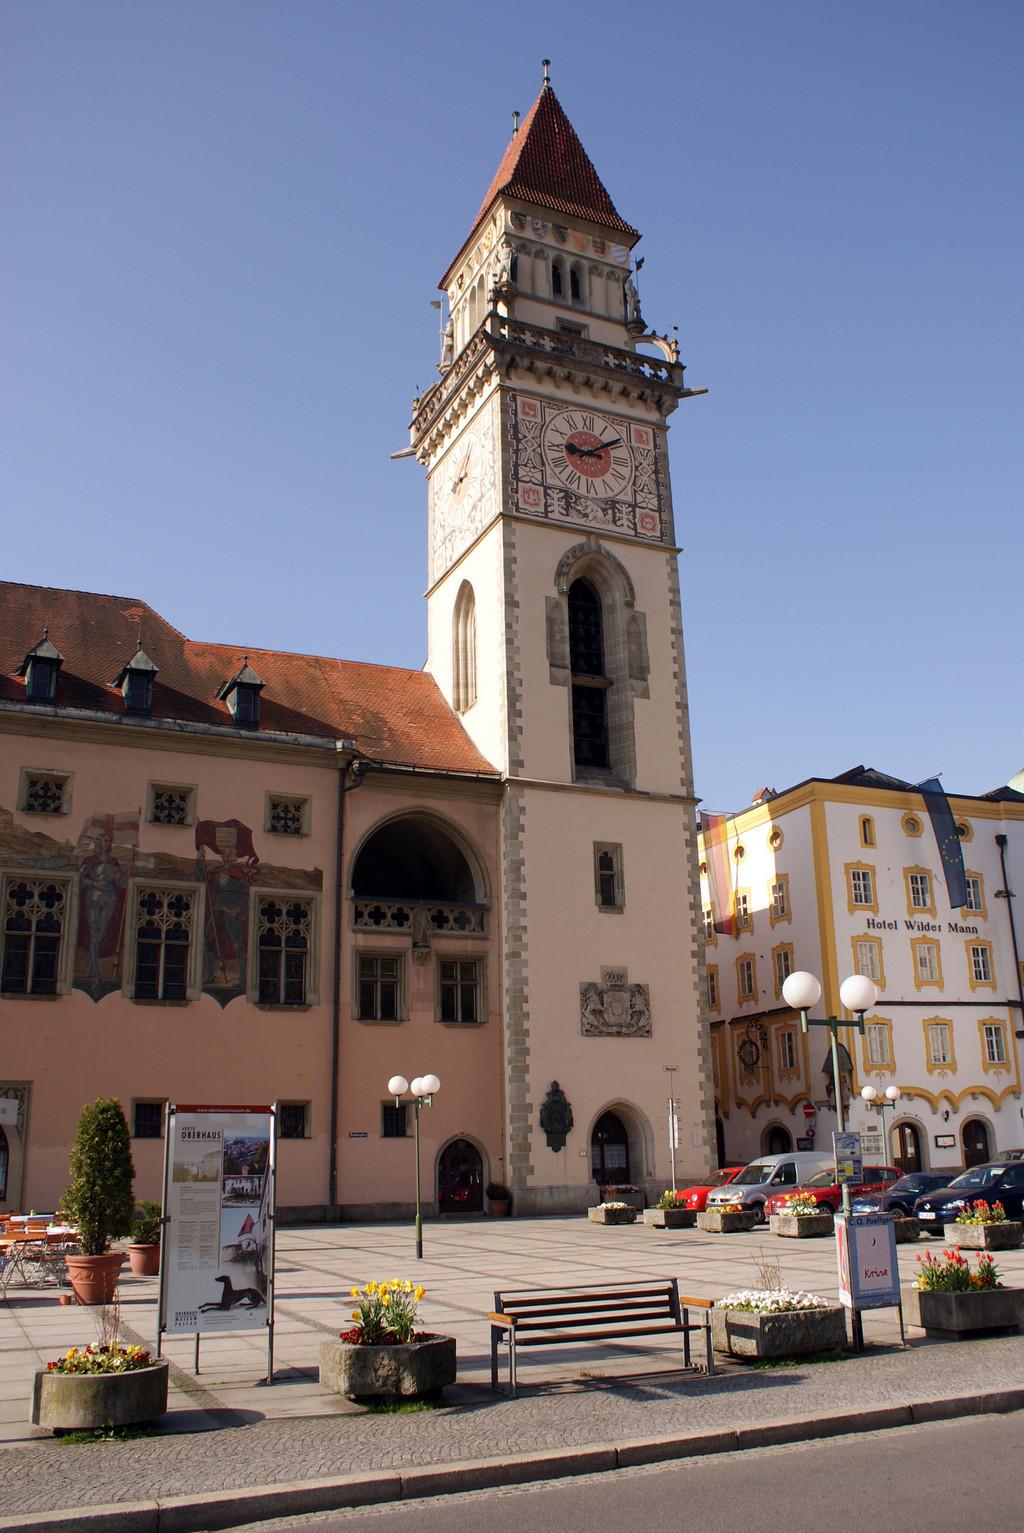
left=962, top=873, right=986, bottom=918
left=864, top=1020, right=893, bottom=1070
left=702, top=907, right=716, bottom=945
left=768, top=825, right=784, bottom=852
left=911, top=937, right=943, bottom=990
left=778, top=1027, right=798, bottom=1074
left=967, top=940, right=995, bottom=990
left=851, top=934, right=885, bottom=988
left=859, top=815, right=875, bottom=848
left=980, top=1018, right=1008, bottom=1070
left=904, top=867, right=936, bottom=918
left=901, top=813, right=923, bottom=838
left=772, top=942, right=794, bottom=997
left=706, top=964, right=720, bottom=1012
left=923, top=1017, right=956, bottom=1072
left=768, top=874, right=791, bottom=926
left=734, top=889, right=752, bottom=932
left=736, top=953, right=756, bottom=1001
left=845, top=862, right=878, bottom=914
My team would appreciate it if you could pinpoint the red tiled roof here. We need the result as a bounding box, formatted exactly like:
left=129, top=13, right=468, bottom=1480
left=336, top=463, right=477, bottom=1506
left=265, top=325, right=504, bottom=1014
left=441, top=86, right=638, bottom=286
left=0, top=582, right=498, bottom=777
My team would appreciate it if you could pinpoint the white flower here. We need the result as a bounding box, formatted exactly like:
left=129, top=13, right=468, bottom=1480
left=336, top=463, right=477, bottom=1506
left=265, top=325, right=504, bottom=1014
left=718, top=1287, right=830, bottom=1314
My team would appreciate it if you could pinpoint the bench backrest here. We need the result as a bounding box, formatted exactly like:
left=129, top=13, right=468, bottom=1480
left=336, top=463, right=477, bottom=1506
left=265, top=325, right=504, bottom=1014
left=493, top=1279, right=681, bottom=1332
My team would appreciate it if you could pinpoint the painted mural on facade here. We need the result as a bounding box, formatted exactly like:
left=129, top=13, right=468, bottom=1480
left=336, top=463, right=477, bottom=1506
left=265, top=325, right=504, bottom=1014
left=0, top=806, right=321, bottom=1005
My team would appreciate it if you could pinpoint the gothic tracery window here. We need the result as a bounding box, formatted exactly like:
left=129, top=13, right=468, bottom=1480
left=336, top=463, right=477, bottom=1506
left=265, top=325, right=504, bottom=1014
left=1, top=878, right=67, bottom=995
left=452, top=582, right=477, bottom=713
left=568, top=578, right=610, bottom=769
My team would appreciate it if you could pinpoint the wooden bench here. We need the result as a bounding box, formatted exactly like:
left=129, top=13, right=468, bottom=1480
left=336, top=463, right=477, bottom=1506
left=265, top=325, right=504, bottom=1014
left=489, top=1279, right=715, bottom=1395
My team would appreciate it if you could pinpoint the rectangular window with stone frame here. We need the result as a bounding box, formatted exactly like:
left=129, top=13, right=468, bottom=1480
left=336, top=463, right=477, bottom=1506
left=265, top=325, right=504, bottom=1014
left=148, top=783, right=195, bottom=827
left=19, top=770, right=71, bottom=816
left=357, top=953, right=402, bottom=1022
left=438, top=958, right=482, bottom=1024
left=593, top=843, right=624, bottom=911
left=381, top=1102, right=408, bottom=1138
left=132, top=1101, right=165, bottom=1139
left=278, top=1103, right=310, bottom=1139
left=1, top=875, right=71, bottom=995
left=266, top=794, right=310, bottom=837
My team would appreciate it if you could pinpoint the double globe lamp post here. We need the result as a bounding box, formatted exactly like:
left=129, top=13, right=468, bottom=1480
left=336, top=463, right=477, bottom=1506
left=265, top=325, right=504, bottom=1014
left=387, top=1073, right=440, bottom=1261
left=860, top=1083, right=902, bottom=1161
left=780, top=969, right=879, bottom=1219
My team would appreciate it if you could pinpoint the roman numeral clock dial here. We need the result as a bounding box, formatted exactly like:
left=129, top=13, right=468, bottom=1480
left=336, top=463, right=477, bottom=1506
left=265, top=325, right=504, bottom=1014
left=540, top=410, right=635, bottom=500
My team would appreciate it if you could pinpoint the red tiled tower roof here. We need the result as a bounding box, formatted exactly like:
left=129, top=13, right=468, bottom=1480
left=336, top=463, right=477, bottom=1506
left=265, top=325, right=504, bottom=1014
left=441, top=85, right=638, bottom=287
left=0, top=582, right=499, bottom=777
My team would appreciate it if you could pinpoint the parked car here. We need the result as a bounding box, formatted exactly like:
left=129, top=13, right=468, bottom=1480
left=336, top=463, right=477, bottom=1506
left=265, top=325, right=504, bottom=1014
left=851, top=1170, right=960, bottom=1217
left=914, top=1160, right=1024, bottom=1226
left=765, top=1165, right=902, bottom=1218
left=676, top=1166, right=745, bottom=1212
left=705, top=1151, right=835, bottom=1222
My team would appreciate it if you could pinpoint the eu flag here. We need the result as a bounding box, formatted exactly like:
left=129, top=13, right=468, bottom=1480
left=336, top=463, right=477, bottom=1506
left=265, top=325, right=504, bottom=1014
left=918, top=778, right=968, bottom=909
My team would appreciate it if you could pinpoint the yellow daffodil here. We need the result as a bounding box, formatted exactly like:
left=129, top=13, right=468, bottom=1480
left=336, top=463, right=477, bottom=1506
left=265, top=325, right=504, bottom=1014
left=414, top=1286, right=425, bottom=1301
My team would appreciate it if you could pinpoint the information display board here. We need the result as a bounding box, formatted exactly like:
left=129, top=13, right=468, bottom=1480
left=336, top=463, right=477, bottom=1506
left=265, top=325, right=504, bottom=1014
left=833, top=1130, right=863, bottom=1185
left=835, top=1213, right=901, bottom=1310
left=159, top=1105, right=276, bottom=1337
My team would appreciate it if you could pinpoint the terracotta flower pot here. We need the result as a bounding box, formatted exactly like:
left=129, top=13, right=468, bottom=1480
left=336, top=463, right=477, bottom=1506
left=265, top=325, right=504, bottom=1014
left=64, top=1252, right=125, bottom=1306
left=126, top=1243, right=161, bottom=1277
left=487, top=1199, right=511, bottom=1218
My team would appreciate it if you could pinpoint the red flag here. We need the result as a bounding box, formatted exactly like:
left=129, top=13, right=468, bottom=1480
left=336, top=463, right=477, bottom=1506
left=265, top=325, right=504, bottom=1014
left=700, top=811, right=735, bottom=937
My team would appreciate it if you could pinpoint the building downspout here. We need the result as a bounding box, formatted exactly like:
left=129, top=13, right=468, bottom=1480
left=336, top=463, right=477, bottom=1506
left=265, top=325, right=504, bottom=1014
left=995, top=834, right=1024, bottom=1039
left=329, top=749, right=365, bottom=1213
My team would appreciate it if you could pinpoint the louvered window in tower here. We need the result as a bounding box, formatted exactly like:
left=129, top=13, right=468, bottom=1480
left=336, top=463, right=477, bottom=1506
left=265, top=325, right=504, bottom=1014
left=568, top=579, right=609, bottom=770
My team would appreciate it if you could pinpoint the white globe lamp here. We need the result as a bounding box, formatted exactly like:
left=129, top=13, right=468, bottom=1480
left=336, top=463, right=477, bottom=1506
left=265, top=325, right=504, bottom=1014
left=839, top=974, right=878, bottom=1013
left=782, top=971, right=822, bottom=1011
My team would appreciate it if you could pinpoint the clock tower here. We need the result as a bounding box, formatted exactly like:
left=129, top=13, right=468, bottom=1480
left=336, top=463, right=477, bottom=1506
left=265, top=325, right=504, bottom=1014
left=409, top=69, right=714, bottom=1210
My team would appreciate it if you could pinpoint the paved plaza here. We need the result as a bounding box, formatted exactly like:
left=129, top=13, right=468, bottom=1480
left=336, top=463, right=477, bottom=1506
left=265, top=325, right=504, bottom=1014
left=2, top=1216, right=1023, bottom=1524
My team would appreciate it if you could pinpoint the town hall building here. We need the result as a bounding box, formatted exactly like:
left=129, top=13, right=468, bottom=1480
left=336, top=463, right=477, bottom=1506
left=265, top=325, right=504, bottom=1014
left=0, top=74, right=713, bottom=1219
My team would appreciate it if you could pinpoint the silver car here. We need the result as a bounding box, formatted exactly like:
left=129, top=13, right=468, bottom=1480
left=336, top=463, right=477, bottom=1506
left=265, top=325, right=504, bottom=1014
left=705, top=1151, right=835, bottom=1222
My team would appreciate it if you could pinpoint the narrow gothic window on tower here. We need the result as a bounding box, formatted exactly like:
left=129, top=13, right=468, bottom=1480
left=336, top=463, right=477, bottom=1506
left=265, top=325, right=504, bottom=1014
left=551, top=259, right=564, bottom=297
left=452, top=582, right=477, bottom=713
left=568, top=578, right=610, bottom=770
left=569, top=264, right=582, bottom=302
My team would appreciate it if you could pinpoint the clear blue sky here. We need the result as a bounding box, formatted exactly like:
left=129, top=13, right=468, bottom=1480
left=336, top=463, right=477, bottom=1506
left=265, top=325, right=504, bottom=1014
left=3, top=2, right=1022, bottom=810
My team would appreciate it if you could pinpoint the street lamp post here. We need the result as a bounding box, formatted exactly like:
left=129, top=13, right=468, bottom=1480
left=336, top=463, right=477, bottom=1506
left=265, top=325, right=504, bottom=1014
left=860, top=1084, right=902, bottom=1161
left=780, top=971, right=879, bottom=1220
left=387, top=1073, right=440, bottom=1260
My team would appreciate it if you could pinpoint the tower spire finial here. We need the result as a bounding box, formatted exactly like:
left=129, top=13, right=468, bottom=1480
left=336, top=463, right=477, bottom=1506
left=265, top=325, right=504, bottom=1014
left=542, top=58, right=551, bottom=87
left=512, top=109, right=520, bottom=135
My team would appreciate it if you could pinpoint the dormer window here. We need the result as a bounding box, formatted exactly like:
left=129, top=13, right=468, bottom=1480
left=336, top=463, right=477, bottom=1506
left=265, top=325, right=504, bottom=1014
left=16, top=632, right=63, bottom=704
left=217, top=658, right=264, bottom=728
left=113, top=646, right=158, bottom=715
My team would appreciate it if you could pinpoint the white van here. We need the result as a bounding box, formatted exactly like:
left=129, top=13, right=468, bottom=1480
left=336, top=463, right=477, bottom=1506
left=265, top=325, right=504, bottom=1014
left=705, top=1151, right=835, bottom=1222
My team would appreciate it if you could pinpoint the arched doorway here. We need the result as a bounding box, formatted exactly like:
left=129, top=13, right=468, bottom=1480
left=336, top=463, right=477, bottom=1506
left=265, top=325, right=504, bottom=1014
left=437, top=1139, right=483, bottom=1214
left=961, top=1118, right=991, bottom=1168
left=591, top=1110, right=630, bottom=1185
left=763, top=1124, right=792, bottom=1156
left=893, top=1121, right=923, bottom=1175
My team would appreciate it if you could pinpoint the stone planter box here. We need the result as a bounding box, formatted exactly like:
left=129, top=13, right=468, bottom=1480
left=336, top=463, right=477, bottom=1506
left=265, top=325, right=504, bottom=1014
left=712, top=1304, right=846, bottom=1360
left=31, top=1361, right=168, bottom=1432
left=644, top=1208, right=696, bottom=1229
left=902, top=1285, right=1024, bottom=1339
left=598, top=1189, right=645, bottom=1210
left=319, top=1335, right=456, bottom=1401
left=588, top=1205, right=637, bottom=1225
left=893, top=1217, right=920, bottom=1243
left=943, top=1221, right=1024, bottom=1251
left=697, top=1209, right=758, bottom=1234
left=769, top=1212, right=834, bottom=1239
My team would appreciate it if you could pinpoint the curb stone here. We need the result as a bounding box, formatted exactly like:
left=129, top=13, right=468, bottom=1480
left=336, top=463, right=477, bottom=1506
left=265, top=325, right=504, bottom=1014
left=4, top=1388, right=1024, bottom=1533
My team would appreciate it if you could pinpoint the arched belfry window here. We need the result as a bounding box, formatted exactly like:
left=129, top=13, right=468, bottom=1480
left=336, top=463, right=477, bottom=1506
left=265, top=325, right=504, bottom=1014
left=568, top=578, right=610, bottom=769
left=452, top=582, right=477, bottom=714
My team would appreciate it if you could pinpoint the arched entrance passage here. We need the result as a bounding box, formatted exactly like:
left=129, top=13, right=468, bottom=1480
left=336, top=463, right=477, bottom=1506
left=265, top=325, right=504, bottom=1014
left=763, top=1124, right=792, bottom=1156
left=437, top=1139, right=483, bottom=1214
left=352, top=816, right=482, bottom=904
left=0, top=1126, right=7, bottom=1202
left=715, top=1114, right=726, bottom=1168
left=893, top=1121, right=923, bottom=1175
left=961, top=1118, right=991, bottom=1168
left=591, top=1110, right=630, bottom=1185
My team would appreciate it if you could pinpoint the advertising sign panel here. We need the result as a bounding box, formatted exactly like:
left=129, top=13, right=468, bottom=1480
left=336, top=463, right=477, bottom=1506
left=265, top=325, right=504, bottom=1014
left=161, top=1105, right=275, bottom=1336
left=833, top=1130, right=863, bottom=1184
left=835, top=1214, right=900, bottom=1310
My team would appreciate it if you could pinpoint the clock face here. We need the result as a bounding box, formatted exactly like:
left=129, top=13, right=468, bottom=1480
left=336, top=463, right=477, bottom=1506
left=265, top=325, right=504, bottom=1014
left=446, top=437, right=477, bottom=505
left=541, top=409, right=634, bottom=500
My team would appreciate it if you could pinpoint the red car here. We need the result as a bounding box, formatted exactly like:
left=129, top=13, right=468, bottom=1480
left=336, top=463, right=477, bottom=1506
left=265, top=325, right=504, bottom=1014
left=677, top=1166, right=746, bottom=1212
left=765, top=1164, right=903, bottom=1218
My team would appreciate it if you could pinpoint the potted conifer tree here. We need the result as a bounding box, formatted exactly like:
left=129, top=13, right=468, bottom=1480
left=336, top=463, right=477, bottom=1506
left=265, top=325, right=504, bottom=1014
left=62, top=1099, right=135, bottom=1304
left=126, top=1201, right=163, bottom=1277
